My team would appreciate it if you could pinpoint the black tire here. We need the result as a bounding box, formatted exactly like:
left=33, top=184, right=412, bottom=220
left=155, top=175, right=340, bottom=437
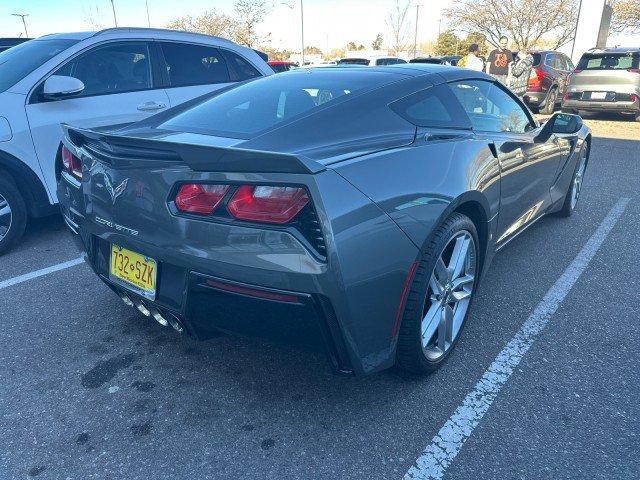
left=558, top=143, right=588, bottom=217
left=0, top=174, right=27, bottom=255
left=539, top=87, right=557, bottom=115
left=396, top=213, right=480, bottom=374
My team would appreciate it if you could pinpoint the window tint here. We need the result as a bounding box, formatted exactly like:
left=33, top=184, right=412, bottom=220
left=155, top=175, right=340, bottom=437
left=544, top=53, right=556, bottom=68
left=448, top=80, right=532, bottom=134
left=160, top=42, right=230, bottom=87
left=564, top=56, right=575, bottom=71
left=0, top=39, right=78, bottom=93
left=223, top=50, right=262, bottom=81
left=158, top=70, right=400, bottom=138
left=54, top=42, right=152, bottom=97
left=390, top=84, right=471, bottom=129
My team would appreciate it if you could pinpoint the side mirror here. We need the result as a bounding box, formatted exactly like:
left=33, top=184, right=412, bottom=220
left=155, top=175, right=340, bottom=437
left=535, top=112, right=583, bottom=143
left=42, top=75, right=85, bottom=100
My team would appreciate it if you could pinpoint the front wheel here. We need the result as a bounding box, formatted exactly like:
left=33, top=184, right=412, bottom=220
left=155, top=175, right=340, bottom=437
left=558, top=144, right=588, bottom=217
left=396, top=213, right=480, bottom=374
left=0, top=175, right=27, bottom=255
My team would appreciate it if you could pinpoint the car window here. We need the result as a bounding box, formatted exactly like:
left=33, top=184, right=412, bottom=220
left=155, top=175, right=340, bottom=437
left=160, top=42, right=230, bottom=87
left=222, top=50, right=262, bottom=81
left=544, top=53, right=556, bottom=69
left=578, top=52, right=640, bottom=70
left=448, top=79, right=533, bottom=134
left=158, top=70, right=400, bottom=138
left=389, top=84, right=472, bottom=129
left=54, top=42, right=152, bottom=97
left=564, top=56, right=575, bottom=71
left=0, top=38, right=78, bottom=93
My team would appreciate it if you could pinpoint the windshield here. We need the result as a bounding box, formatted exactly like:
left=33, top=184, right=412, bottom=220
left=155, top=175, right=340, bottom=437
left=159, top=70, right=401, bottom=138
left=577, top=52, right=640, bottom=71
left=338, top=58, right=370, bottom=66
left=0, top=38, right=78, bottom=92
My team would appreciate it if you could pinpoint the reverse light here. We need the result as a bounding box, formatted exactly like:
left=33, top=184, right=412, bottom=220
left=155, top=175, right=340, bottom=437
left=175, top=183, right=230, bottom=215
left=227, top=185, right=309, bottom=224
left=61, top=145, right=82, bottom=181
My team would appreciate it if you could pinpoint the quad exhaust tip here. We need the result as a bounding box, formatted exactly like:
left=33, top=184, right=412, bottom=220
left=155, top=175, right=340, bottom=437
left=119, top=292, right=183, bottom=333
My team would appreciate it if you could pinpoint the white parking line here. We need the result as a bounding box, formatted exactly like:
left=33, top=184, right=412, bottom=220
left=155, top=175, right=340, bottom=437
left=0, top=257, right=85, bottom=291
left=404, top=197, right=630, bottom=480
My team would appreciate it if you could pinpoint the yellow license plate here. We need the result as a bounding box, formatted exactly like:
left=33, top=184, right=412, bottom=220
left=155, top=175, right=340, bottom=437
left=110, top=245, right=157, bottom=298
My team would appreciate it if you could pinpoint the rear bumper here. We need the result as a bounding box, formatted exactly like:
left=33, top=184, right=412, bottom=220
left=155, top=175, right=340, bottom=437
left=57, top=160, right=420, bottom=377
left=562, top=98, right=640, bottom=114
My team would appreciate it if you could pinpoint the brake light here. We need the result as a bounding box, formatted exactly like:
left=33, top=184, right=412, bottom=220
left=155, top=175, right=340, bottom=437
left=631, top=94, right=639, bottom=103
left=227, top=185, right=309, bottom=224
left=175, top=184, right=229, bottom=215
left=61, top=145, right=82, bottom=180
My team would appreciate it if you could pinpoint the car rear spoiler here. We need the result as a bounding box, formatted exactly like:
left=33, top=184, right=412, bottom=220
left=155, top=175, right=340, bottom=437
left=62, top=125, right=326, bottom=175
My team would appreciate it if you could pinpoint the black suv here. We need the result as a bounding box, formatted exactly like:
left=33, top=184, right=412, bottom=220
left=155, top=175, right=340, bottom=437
left=523, top=50, right=575, bottom=114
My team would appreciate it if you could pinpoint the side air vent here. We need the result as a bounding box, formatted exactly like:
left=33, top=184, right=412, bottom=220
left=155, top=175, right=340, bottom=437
left=294, top=205, right=327, bottom=261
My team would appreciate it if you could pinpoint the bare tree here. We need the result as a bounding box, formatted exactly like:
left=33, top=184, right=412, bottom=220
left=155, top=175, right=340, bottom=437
left=233, top=0, right=271, bottom=47
left=83, top=4, right=105, bottom=30
left=167, top=10, right=237, bottom=39
left=167, top=0, right=271, bottom=47
left=386, top=0, right=412, bottom=54
left=612, top=0, right=640, bottom=33
left=445, top=0, right=578, bottom=50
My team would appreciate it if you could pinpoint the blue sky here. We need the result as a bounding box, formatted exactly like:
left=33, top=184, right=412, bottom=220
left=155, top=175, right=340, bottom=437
left=0, top=0, right=637, bottom=51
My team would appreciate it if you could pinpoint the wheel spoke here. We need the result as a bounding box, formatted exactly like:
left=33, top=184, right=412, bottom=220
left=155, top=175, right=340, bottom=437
left=0, top=203, right=10, bottom=219
left=429, top=273, right=443, bottom=296
left=437, top=304, right=454, bottom=350
left=452, top=274, right=474, bottom=291
left=451, top=289, right=472, bottom=302
left=448, top=235, right=470, bottom=279
left=421, top=302, right=441, bottom=348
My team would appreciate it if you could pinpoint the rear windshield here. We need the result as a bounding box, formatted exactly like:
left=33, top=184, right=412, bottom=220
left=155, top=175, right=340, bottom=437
left=0, top=38, right=78, bottom=92
left=159, top=70, right=400, bottom=138
left=577, top=52, right=640, bottom=70
left=531, top=53, right=542, bottom=67
left=338, top=58, right=370, bottom=66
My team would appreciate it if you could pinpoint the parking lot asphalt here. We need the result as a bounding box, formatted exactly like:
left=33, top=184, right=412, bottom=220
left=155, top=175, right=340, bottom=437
left=1, top=123, right=639, bottom=480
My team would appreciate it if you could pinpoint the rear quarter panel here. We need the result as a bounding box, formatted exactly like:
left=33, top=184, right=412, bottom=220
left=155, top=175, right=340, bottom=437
left=332, top=137, right=501, bottom=250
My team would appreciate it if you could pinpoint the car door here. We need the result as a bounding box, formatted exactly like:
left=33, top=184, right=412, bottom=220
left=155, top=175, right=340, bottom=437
left=556, top=54, right=573, bottom=97
left=449, top=79, right=562, bottom=245
left=158, top=42, right=262, bottom=106
left=26, top=41, right=170, bottom=201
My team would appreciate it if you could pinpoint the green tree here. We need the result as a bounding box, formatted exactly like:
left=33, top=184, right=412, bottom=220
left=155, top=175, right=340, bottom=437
left=461, top=32, right=488, bottom=56
left=372, top=33, right=384, bottom=50
left=434, top=30, right=462, bottom=56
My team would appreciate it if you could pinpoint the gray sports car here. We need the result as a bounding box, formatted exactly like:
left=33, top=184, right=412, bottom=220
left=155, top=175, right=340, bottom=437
left=57, top=65, right=590, bottom=376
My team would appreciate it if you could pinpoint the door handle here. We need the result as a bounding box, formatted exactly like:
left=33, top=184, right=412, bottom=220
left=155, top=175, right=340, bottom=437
left=137, top=101, right=167, bottom=112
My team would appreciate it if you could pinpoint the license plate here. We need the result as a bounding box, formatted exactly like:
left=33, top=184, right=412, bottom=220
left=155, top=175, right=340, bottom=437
left=110, top=245, right=157, bottom=299
left=591, top=91, right=607, bottom=100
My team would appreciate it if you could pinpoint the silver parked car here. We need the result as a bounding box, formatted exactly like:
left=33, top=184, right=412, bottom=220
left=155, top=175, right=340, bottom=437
left=562, top=47, right=640, bottom=120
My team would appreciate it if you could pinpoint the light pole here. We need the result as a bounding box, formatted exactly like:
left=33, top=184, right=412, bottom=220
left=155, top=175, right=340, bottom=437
left=11, top=13, right=29, bottom=38
left=145, top=0, right=151, bottom=27
left=281, top=2, right=305, bottom=65
left=110, top=0, right=118, bottom=27
left=413, top=4, right=422, bottom=58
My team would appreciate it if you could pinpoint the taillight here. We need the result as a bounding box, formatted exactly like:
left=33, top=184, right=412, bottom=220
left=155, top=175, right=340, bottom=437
left=563, top=93, right=569, bottom=102
left=227, top=185, right=309, bottom=224
left=175, top=183, right=229, bottom=215
left=631, top=94, right=639, bottom=103
left=61, top=145, right=82, bottom=180
left=527, top=67, right=544, bottom=91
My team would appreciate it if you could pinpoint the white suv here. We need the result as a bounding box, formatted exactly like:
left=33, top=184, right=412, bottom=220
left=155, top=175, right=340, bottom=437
left=0, top=28, right=272, bottom=253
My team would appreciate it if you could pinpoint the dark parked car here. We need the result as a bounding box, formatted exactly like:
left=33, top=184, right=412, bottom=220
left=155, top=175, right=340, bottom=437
left=0, top=37, right=30, bottom=53
left=58, top=66, right=590, bottom=376
left=410, top=56, right=462, bottom=66
left=523, top=50, right=574, bottom=114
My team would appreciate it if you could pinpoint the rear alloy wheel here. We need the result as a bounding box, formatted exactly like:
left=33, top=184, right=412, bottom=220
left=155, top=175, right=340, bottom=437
left=559, top=144, right=588, bottom=217
left=396, top=213, right=480, bottom=373
left=0, top=175, right=27, bottom=255
left=540, top=87, right=558, bottom=115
